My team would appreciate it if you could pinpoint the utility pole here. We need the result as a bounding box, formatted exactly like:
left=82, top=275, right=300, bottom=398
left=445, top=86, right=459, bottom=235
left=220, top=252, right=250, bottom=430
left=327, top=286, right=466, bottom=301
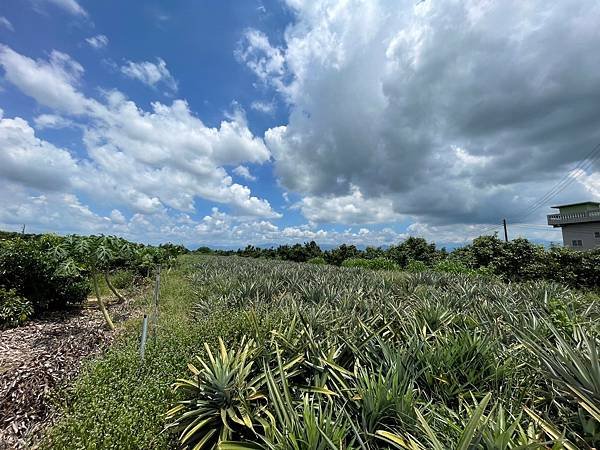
left=503, top=218, right=509, bottom=242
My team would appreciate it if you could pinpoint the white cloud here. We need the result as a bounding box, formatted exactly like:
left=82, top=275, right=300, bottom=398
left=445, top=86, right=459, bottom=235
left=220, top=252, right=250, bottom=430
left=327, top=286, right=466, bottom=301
left=0, top=181, right=406, bottom=246
left=0, top=46, right=91, bottom=113
left=250, top=100, right=275, bottom=114
left=109, top=209, right=127, bottom=224
left=572, top=169, right=600, bottom=197
left=121, top=58, right=178, bottom=92
left=34, top=113, right=73, bottom=129
left=236, top=29, right=285, bottom=83
left=190, top=208, right=407, bottom=247
left=0, top=16, right=14, bottom=31
left=233, top=165, right=256, bottom=181
left=0, top=46, right=280, bottom=221
left=406, top=221, right=562, bottom=246
left=0, top=190, right=108, bottom=235
left=0, top=114, right=79, bottom=190
left=86, top=35, right=109, bottom=49
left=40, top=0, right=87, bottom=17
left=295, top=185, right=402, bottom=225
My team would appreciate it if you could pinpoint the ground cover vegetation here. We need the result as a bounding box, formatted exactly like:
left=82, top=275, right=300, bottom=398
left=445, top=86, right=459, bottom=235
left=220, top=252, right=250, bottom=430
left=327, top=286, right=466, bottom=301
left=0, top=232, right=187, bottom=328
left=215, top=236, right=600, bottom=290
left=43, top=255, right=600, bottom=449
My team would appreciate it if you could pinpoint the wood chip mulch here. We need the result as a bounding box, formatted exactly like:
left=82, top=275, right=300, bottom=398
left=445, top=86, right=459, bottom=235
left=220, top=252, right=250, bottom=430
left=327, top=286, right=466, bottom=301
left=0, top=299, right=136, bottom=449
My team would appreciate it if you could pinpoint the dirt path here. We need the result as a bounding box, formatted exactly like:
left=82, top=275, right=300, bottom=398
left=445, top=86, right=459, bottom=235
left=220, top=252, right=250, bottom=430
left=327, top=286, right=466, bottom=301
left=0, top=299, right=136, bottom=449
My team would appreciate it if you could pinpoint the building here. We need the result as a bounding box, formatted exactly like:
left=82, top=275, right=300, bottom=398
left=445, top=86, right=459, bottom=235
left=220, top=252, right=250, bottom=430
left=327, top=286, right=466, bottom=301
left=547, top=201, right=600, bottom=250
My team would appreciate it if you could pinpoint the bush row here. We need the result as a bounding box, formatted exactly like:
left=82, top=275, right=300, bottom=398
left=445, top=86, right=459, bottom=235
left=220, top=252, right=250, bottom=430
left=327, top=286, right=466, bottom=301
left=0, top=233, right=189, bottom=327
left=0, top=235, right=90, bottom=324
left=211, top=235, right=599, bottom=289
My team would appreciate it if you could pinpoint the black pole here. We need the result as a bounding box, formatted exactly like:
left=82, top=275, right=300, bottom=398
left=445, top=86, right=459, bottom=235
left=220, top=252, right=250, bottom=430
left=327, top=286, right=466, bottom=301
left=503, top=218, right=509, bottom=242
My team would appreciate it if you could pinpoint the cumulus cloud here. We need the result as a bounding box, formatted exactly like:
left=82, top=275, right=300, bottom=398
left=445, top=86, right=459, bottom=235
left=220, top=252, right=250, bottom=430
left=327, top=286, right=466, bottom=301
left=406, top=221, right=562, bottom=247
left=86, top=34, right=109, bottom=49
left=233, top=165, right=256, bottom=181
left=0, top=16, right=14, bottom=31
left=0, top=46, right=90, bottom=113
left=0, top=188, right=403, bottom=247
left=0, top=114, right=79, bottom=190
left=121, top=58, right=178, bottom=92
left=250, top=0, right=600, bottom=228
left=295, top=185, right=402, bottom=225
left=0, top=190, right=110, bottom=235
left=109, top=209, right=127, bottom=224
left=0, top=46, right=280, bottom=221
left=573, top=169, right=600, bottom=198
left=189, top=208, right=407, bottom=247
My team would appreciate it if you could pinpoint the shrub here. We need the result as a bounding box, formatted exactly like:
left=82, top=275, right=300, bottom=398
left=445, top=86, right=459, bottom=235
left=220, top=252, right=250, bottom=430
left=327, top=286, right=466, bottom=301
left=326, top=244, right=360, bottom=266
left=406, top=260, right=427, bottom=273
left=110, top=270, right=135, bottom=290
left=453, top=235, right=600, bottom=289
left=342, top=257, right=371, bottom=268
left=367, top=257, right=400, bottom=271
left=492, top=238, right=547, bottom=282
left=387, top=237, right=442, bottom=267
left=475, top=265, right=496, bottom=277
left=434, top=259, right=473, bottom=274
left=342, top=257, right=399, bottom=271
left=307, top=256, right=327, bottom=265
left=0, top=236, right=90, bottom=314
left=0, top=287, right=33, bottom=328
left=453, top=234, right=505, bottom=268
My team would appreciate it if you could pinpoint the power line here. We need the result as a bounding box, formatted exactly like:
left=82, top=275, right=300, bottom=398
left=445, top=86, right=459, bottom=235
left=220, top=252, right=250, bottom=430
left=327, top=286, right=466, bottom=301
left=520, top=142, right=600, bottom=214
left=509, top=141, right=600, bottom=222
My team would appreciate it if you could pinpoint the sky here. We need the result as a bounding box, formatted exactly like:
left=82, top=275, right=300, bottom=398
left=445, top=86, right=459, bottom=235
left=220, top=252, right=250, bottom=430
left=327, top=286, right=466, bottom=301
left=0, top=0, right=599, bottom=249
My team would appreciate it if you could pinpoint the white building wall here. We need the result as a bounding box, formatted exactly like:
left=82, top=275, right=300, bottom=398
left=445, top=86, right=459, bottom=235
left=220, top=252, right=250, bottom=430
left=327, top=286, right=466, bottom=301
left=561, top=222, right=600, bottom=250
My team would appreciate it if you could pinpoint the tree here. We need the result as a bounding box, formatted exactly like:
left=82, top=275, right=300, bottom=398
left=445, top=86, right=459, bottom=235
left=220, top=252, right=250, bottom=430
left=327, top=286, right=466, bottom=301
left=55, top=235, right=122, bottom=330
left=364, top=246, right=385, bottom=260
left=325, top=244, right=359, bottom=266
left=387, top=237, right=440, bottom=267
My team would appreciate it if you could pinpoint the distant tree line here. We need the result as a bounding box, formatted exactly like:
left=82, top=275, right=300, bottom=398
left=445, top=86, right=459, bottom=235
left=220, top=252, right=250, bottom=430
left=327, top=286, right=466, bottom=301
left=199, top=237, right=442, bottom=266
left=196, top=235, right=599, bottom=290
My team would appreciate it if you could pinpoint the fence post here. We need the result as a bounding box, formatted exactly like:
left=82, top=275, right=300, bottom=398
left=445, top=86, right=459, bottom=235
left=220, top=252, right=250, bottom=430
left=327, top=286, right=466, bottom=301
left=151, top=264, right=161, bottom=339
left=140, top=314, right=149, bottom=360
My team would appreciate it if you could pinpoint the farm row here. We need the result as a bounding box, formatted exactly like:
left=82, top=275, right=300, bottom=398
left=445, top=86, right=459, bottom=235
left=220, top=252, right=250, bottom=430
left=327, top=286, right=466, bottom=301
left=0, top=232, right=187, bottom=329
left=225, top=235, right=600, bottom=290
left=43, top=255, right=600, bottom=449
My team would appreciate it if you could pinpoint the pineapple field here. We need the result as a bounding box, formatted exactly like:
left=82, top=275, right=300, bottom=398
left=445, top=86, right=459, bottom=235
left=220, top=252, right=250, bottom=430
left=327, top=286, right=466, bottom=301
left=39, top=254, right=600, bottom=449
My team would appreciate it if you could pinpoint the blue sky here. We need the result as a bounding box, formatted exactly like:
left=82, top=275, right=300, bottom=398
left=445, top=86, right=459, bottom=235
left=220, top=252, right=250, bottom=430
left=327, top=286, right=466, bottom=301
left=1, top=0, right=599, bottom=248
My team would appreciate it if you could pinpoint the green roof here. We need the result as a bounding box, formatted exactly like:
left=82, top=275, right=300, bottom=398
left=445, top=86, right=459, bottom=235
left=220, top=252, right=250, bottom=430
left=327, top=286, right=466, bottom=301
left=551, top=201, right=600, bottom=209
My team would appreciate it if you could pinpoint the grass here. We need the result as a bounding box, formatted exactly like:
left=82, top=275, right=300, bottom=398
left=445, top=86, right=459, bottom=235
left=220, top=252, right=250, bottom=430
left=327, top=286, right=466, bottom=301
left=43, top=255, right=249, bottom=449
left=42, top=255, right=600, bottom=449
